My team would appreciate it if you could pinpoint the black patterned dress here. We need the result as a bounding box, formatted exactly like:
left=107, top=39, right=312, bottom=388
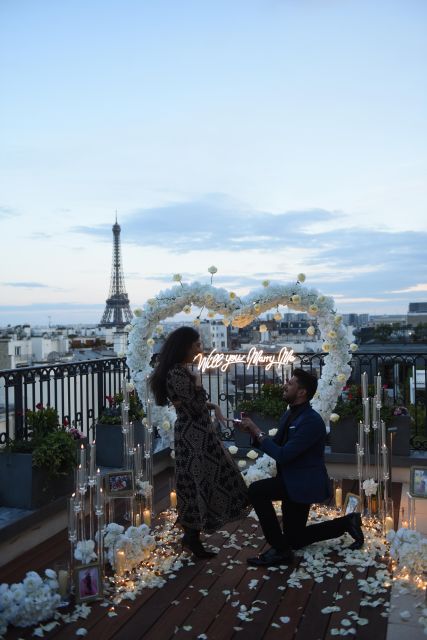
left=166, top=364, right=250, bottom=533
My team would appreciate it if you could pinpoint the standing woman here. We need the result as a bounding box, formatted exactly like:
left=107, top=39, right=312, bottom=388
left=149, top=326, right=250, bottom=558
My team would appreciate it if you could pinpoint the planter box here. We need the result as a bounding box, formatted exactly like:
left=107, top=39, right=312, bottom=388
left=234, top=412, right=278, bottom=450
left=0, top=452, right=74, bottom=510
left=388, top=415, right=411, bottom=457
left=329, top=417, right=358, bottom=454
left=95, top=422, right=145, bottom=468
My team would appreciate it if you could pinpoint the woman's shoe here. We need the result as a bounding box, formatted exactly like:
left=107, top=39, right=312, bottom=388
left=181, top=534, right=217, bottom=559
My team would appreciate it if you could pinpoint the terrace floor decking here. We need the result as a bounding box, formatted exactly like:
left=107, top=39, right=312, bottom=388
left=1, top=475, right=403, bottom=640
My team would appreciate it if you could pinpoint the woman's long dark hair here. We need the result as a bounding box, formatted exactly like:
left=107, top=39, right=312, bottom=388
left=149, top=326, right=200, bottom=406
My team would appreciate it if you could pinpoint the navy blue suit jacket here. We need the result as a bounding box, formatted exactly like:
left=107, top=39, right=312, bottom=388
left=259, top=404, right=331, bottom=504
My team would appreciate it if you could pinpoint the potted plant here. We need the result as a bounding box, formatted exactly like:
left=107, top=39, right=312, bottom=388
left=0, top=404, right=77, bottom=509
left=95, top=388, right=145, bottom=468
left=236, top=383, right=285, bottom=448
left=388, top=405, right=412, bottom=457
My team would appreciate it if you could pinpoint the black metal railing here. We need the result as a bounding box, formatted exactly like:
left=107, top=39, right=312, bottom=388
left=1, top=351, right=426, bottom=449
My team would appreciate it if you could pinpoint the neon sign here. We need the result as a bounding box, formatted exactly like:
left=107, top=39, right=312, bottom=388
left=194, top=346, right=296, bottom=373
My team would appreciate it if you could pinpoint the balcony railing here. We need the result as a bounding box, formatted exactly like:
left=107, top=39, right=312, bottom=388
left=1, top=351, right=426, bottom=449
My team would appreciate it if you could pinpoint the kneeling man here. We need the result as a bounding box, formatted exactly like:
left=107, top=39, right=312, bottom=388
left=239, top=368, right=364, bottom=567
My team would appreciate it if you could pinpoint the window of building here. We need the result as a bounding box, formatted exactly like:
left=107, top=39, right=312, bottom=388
left=15, top=346, right=21, bottom=356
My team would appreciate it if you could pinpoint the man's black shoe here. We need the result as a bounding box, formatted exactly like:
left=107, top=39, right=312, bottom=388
left=247, top=546, right=294, bottom=567
left=346, top=512, right=364, bottom=550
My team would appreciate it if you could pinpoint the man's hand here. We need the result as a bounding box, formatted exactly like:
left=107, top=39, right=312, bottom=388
left=241, top=416, right=263, bottom=439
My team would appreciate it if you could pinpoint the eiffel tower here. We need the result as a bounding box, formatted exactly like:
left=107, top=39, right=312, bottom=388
left=100, top=216, right=133, bottom=328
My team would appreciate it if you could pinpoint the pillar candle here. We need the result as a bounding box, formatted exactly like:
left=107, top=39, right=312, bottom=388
left=143, top=509, right=151, bottom=527
left=335, top=487, right=342, bottom=509
left=115, top=549, right=126, bottom=576
left=135, top=513, right=141, bottom=527
left=375, top=373, right=382, bottom=400
left=80, top=444, right=86, bottom=473
left=89, top=441, right=96, bottom=478
left=361, top=372, right=368, bottom=400
left=170, top=490, right=177, bottom=509
left=384, top=516, right=394, bottom=533
left=57, top=570, right=69, bottom=597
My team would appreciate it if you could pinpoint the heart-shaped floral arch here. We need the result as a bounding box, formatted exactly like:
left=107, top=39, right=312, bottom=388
left=127, top=275, right=357, bottom=424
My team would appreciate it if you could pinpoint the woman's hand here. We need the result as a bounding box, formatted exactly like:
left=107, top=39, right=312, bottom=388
left=207, top=402, right=227, bottom=425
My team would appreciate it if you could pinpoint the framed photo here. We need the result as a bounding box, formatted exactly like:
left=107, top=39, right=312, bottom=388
left=410, top=466, right=427, bottom=498
left=74, top=563, right=102, bottom=603
left=105, top=470, right=134, bottom=497
left=343, top=492, right=361, bottom=515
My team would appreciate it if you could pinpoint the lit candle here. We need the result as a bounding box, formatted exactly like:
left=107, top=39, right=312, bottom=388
left=68, top=494, right=76, bottom=536
left=135, top=513, right=141, bottom=527
left=170, top=490, right=177, bottom=509
left=402, top=520, right=409, bottom=529
left=115, top=549, right=126, bottom=576
left=335, top=487, right=342, bottom=509
left=143, top=509, right=151, bottom=527
left=80, top=444, right=86, bottom=472
left=385, top=516, right=394, bottom=533
left=361, top=372, right=368, bottom=400
left=375, top=373, right=382, bottom=400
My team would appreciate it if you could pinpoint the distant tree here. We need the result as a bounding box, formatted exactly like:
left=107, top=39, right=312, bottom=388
left=413, top=323, right=427, bottom=343
left=373, top=324, right=393, bottom=342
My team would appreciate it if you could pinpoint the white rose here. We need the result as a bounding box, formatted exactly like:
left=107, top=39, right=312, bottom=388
left=297, top=273, right=306, bottom=282
left=291, top=294, right=301, bottom=304
left=307, top=326, right=316, bottom=336
left=147, top=338, right=155, bottom=347
left=350, top=343, right=358, bottom=352
left=228, top=445, right=238, bottom=455
left=309, top=304, right=318, bottom=315
left=337, top=373, right=347, bottom=383
left=208, top=266, right=218, bottom=274
left=134, top=308, right=142, bottom=317
left=238, top=460, right=247, bottom=468
left=323, top=342, right=330, bottom=352
left=329, top=413, right=340, bottom=423
left=172, top=273, right=182, bottom=282
left=268, top=428, right=278, bottom=436
left=162, top=420, right=171, bottom=431
left=247, top=450, right=259, bottom=460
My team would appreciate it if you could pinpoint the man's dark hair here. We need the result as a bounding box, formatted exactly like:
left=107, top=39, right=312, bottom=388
left=293, top=368, right=318, bottom=401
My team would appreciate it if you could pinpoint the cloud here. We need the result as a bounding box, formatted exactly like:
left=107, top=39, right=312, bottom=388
left=30, top=231, right=53, bottom=239
left=0, top=206, right=18, bottom=218
left=390, top=283, right=427, bottom=293
left=3, top=281, right=49, bottom=288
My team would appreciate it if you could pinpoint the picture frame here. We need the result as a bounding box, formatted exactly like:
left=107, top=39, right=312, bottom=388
left=410, top=466, right=427, bottom=498
left=74, top=563, right=103, bottom=603
left=343, top=492, right=361, bottom=515
left=104, top=470, right=134, bottom=497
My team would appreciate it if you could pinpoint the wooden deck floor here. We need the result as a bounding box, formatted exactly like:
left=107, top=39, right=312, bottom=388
left=1, top=475, right=401, bottom=640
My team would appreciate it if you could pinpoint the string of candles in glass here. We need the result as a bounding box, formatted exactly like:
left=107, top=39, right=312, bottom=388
left=67, top=377, right=159, bottom=578
left=356, top=371, right=393, bottom=534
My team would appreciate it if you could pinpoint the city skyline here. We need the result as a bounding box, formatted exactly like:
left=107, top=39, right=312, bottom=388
left=1, top=1, right=426, bottom=325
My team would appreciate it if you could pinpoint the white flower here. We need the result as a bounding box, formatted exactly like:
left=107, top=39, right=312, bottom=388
left=259, top=324, right=268, bottom=333
left=133, top=308, right=142, bottom=317
left=238, top=460, right=247, bottom=468
left=322, top=343, right=330, bottom=352
left=350, top=343, right=358, bottom=352
left=183, top=305, right=191, bottom=314
left=362, top=478, right=378, bottom=497
left=337, top=373, right=347, bottom=383
left=146, top=338, right=155, bottom=347
left=268, top=428, right=278, bottom=436
left=291, top=294, right=301, bottom=304
left=172, top=273, right=182, bottom=282
left=247, top=450, right=259, bottom=460
left=273, top=312, right=282, bottom=321
left=228, top=445, right=238, bottom=455
left=297, top=273, right=306, bottom=282
left=328, top=330, right=337, bottom=339
left=124, top=324, right=133, bottom=332
left=329, top=413, right=340, bottom=423
left=162, top=420, right=171, bottom=431
left=309, top=304, right=318, bottom=315
left=126, top=381, right=135, bottom=392
left=307, top=326, right=316, bottom=336
left=262, top=280, right=270, bottom=287
left=74, top=540, right=97, bottom=564
left=208, top=266, right=218, bottom=274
